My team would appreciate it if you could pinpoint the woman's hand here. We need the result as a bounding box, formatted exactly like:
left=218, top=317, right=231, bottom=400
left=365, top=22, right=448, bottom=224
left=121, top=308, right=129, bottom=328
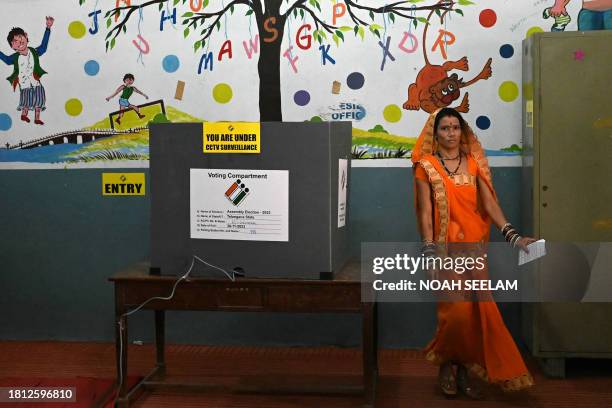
left=516, top=236, right=537, bottom=253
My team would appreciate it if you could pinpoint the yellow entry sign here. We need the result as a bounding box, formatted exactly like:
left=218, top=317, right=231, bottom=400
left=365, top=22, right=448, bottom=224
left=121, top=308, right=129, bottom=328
left=102, top=173, right=146, bottom=196
left=203, top=122, right=261, bottom=154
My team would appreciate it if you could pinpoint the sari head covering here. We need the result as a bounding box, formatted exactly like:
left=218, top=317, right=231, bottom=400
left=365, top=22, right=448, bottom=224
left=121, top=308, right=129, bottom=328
left=412, top=108, right=497, bottom=244
left=411, top=108, right=495, bottom=197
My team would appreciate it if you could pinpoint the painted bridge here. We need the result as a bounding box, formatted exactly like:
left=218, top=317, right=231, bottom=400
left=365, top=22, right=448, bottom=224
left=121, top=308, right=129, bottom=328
left=5, top=127, right=148, bottom=150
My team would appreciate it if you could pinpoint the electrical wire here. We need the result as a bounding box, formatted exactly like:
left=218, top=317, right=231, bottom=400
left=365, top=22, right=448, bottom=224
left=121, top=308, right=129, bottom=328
left=114, top=255, right=234, bottom=406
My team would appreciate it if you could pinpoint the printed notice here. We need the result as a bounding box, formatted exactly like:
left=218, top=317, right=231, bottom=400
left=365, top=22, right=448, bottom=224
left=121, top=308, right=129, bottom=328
left=526, top=100, right=533, bottom=128
left=190, top=168, right=288, bottom=241
left=338, top=159, right=347, bottom=228
left=203, top=122, right=261, bottom=154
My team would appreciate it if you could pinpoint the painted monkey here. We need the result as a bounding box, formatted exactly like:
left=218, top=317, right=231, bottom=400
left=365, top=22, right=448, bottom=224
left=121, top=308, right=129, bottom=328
left=402, top=8, right=492, bottom=114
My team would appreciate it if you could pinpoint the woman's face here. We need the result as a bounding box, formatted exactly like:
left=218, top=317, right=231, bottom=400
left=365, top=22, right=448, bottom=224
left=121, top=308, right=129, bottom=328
left=435, top=115, right=461, bottom=150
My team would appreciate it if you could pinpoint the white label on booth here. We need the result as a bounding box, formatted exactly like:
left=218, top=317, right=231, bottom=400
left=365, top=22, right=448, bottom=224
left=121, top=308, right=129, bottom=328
left=338, top=159, right=348, bottom=228
left=190, top=168, right=289, bottom=241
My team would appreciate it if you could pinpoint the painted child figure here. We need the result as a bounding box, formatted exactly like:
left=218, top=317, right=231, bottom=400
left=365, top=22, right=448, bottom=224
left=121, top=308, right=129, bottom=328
left=106, top=73, right=149, bottom=125
left=0, top=17, right=54, bottom=125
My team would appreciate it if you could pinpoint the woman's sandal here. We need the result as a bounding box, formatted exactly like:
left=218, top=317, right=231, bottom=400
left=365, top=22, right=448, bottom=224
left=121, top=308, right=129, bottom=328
left=456, top=365, right=483, bottom=399
left=438, top=363, right=457, bottom=397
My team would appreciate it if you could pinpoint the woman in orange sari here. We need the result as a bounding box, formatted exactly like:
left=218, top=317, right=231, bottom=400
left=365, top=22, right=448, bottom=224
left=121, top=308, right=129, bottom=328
left=413, top=108, right=535, bottom=398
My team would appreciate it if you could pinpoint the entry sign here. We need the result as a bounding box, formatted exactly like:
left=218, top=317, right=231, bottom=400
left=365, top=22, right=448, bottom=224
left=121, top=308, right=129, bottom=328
left=102, top=173, right=146, bottom=196
left=203, top=122, right=261, bottom=154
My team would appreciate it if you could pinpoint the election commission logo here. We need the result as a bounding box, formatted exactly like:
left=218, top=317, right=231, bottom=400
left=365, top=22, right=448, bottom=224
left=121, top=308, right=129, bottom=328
left=224, top=179, right=250, bottom=206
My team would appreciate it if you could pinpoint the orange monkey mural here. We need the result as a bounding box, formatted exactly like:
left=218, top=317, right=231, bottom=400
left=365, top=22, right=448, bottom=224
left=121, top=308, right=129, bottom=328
left=402, top=8, right=493, bottom=114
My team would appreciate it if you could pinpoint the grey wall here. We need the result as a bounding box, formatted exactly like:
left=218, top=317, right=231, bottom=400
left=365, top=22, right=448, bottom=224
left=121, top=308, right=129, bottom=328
left=0, top=166, right=522, bottom=348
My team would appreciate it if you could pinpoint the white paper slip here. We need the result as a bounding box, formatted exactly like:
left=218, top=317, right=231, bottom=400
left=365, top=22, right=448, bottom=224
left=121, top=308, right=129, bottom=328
left=518, top=239, right=546, bottom=266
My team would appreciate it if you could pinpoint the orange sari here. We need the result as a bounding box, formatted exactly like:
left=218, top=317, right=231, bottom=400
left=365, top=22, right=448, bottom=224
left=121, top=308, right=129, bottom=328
left=412, top=110, right=534, bottom=391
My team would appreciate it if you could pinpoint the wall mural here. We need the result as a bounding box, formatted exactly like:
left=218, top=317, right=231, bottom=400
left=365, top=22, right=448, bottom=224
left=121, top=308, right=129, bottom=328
left=0, top=0, right=585, bottom=168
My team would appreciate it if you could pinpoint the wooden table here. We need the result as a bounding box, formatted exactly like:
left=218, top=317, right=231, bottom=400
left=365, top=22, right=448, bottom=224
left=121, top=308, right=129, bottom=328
left=109, top=260, right=377, bottom=407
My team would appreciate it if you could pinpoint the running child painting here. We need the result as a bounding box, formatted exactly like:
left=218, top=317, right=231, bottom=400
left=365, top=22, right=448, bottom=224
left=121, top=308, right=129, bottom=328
left=106, top=73, right=148, bottom=125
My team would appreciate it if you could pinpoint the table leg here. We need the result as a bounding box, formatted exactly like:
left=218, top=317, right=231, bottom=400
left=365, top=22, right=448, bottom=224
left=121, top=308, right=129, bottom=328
left=373, top=302, right=378, bottom=373
left=362, top=301, right=376, bottom=407
left=155, top=310, right=166, bottom=377
left=115, top=288, right=129, bottom=407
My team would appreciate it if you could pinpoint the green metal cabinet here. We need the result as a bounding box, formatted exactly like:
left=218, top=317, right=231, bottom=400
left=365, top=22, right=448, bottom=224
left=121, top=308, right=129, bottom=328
left=521, top=31, right=612, bottom=377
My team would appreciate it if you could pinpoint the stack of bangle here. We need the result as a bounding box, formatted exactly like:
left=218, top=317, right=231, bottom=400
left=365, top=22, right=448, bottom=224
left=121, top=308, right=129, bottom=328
left=422, top=239, right=436, bottom=257
left=501, top=223, right=522, bottom=248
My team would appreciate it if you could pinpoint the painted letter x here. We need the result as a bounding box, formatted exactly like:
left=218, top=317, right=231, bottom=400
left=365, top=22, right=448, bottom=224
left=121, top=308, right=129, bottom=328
left=378, top=36, right=395, bottom=71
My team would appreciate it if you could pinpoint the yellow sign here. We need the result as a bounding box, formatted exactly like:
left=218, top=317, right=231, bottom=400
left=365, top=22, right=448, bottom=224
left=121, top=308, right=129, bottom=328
left=203, top=122, right=261, bottom=154
left=102, top=173, right=146, bottom=196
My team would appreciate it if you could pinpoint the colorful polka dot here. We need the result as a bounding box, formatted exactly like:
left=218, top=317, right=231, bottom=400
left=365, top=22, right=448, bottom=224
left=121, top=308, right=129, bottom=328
left=293, top=90, right=310, bottom=106
left=498, top=81, right=519, bottom=102
left=0, top=113, right=12, bottom=131
left=84, top=60, right=100, bottom=76
left=68, top=21, right=87, bottom=39
left=499, top=44, right=514, bottom=59
left=347, top=72, right=365, bottom=90
left=476, top=116, right=491, bottom=130
left=162, top=55, right=180, bottom=73
left=479, top=9, right=497, bottom=28
left=526, top=26, right=544, bottom=38
left=212, top=83, right=233, bottom=104
left=65, top=99, right=83, bottom=116
left=383, top=104, right=402, bottom=123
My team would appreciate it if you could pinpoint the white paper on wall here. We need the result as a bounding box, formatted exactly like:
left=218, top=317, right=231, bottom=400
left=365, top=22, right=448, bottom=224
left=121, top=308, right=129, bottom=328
left=190, top=168, right=289, bottom=242
left=338, top=158, right=347, bottom=228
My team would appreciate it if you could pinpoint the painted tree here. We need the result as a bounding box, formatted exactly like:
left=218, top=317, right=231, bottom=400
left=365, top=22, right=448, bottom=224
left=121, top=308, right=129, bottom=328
left=79, top=0, right=469, bottom=121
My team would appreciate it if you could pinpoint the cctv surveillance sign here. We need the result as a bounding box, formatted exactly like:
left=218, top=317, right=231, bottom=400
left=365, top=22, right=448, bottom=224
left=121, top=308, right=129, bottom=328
left=203, top=122, right=261, bottom=154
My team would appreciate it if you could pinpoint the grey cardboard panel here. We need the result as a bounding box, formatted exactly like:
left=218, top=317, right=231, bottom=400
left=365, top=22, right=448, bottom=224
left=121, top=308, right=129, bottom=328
left=150, top=122, right=351, bottom=279
left=330, top=121, right=352, bottom=273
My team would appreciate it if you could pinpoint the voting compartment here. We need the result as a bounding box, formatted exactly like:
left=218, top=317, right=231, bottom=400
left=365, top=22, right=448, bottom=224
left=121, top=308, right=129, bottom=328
left=149, top=122, right=351, bottom=279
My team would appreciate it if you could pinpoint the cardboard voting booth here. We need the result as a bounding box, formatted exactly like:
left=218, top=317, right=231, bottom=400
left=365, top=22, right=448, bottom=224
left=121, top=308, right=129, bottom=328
left=149, top=122, right=351, bottom=279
